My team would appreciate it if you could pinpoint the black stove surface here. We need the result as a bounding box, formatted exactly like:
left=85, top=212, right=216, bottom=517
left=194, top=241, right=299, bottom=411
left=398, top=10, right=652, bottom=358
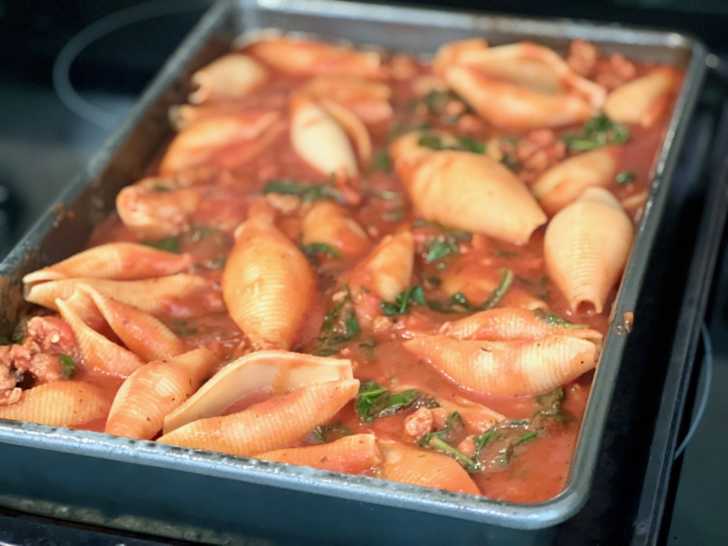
left=1, top=2, right=728, bottom=545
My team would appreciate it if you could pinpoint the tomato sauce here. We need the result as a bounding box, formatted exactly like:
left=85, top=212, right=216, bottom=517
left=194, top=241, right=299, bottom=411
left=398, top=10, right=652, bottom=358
left=12, top=38, right=682, bottom=504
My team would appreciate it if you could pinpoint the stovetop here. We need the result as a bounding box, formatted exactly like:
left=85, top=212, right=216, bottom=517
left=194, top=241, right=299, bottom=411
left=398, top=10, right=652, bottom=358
left=1, top=2, right=728, bottom=545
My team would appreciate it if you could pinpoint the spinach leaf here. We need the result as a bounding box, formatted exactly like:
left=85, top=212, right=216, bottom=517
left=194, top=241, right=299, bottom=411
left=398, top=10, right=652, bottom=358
left=380, top=285, right=425, bottom=316
left=263, top=179, right=343, bottom=203
left=142, top=236, right=180, bottom=253
left=417, top=133, right=485, bottom=154
left=302, top=242, right=341, bottom=260
left=533, top=309, right=586, bottom=329
left=310, top=422, right=352, bottom=444
left=424, top=238, right=459, bottom=264
left=562, top=113, right=630, bottom=152
left=427, top=269, right=513, bottom=313
left=313, top=289, right=360, bottom=356
left=616, top=170, right=636, bottom=185
left=58, top=354, right=76, bottom=379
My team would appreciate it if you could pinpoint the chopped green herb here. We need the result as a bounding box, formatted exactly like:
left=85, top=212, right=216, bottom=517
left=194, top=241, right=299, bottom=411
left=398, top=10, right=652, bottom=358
left=417, top=133, right=485, bottom=154
left=424, top=239, right=459, bottom=263
left=514, top=430, right=539, bottom=446
left=263, top=179, right=343, bottom=203
left=371, top=150, right=392, bottom=172
left=533, top=387, right=570, bottom=424
left=616, top=170, right=636, bottom=185
left=313, top=289, right=361, bottom=356
left=311, top=422, right=352, bottom=444
left=380, top=285, right=425, bottom=316
left=563, top=113, right=630, bottom=152
left=302, top=242, right=341, bottom=260
left=142, top=236, right=180, bottom=253
left=356, top=381, right=437, bottom=422
left=58, top=354, right=76, bottom=379
left=532, top=309, right=586, bottom=329
left=421, top=434, right=481, bottom=472
left=427, top=269, right=513, bottom=314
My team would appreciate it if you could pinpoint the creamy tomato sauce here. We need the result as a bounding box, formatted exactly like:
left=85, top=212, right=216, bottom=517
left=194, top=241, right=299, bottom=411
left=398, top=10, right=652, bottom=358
left=5, top=36, right=682, bottom=504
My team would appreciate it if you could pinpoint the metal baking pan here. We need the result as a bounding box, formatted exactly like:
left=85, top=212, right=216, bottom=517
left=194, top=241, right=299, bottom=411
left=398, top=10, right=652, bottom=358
left=0, top=1, right=708, bottom=544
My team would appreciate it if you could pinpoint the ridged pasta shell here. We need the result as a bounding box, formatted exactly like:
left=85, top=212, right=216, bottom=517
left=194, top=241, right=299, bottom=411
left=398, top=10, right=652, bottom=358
left=159, top=111, right=281, bottom=174
left=25, top=274, right=223, bottom=318
left=403, top=335, right=597, bottom=396
left=432, top=38, right=489, bottom=74
left=544, top=187, right=634, bottom=314
left=532, top=147, right=620, bottom=214
left=247, top=37, right=384, bottom=78
left=379, top=440, right=479, bottom=495
left=23, top=243, right=192, bottom=285
left=257, top=433, right=382, bottom=474
left=302, top=201, right=369, bottom=258
left=351, top=230, right=414, bottom=302
left=80, top=285, right=185, bottom=362
left=106, top=348, right=219, bottom=440
left=163, top=350, right=353, bottom=434
left=116, top=183, right=201, bottom=239
left=290, top=95, right=358, bottom=178
left=399, top=150, right=546, bottom=245
left=56, top=297, right=144, bottom=378
left=222, top=208, right=316, bottom=350
left=301, top=76, right=392, bottom=125
left=439, top=307, right=602, bottom=342
left=318, top=98, right=372, bottom=164
left=189, top=54, right=267, bottom=104
left=444, top=65, right=595, bottom=131
left=0, top=381, right=110, bottom=427
left=157, top=379, right=359, bottom=457
left=604, top=68, right=679, bottom=127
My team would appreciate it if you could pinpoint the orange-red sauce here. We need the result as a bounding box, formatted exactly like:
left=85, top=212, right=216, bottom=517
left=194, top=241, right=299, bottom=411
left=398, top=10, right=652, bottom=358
left=62, top=41, right=682, bottom=503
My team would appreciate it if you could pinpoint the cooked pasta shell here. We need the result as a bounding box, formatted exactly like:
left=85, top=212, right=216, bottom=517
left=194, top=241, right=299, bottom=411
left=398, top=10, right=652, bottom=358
left=80, top=285, right=185, bottom=362
left=439, top=307, right=602, bottom=342
left=301, top=76, right=392, bottom=125
left=116, top=181, right=201, bottom=239
left=247, top=37, right=384, bottom=78
left=544, top=188, right=634, bottom=314
left=25, top=274, right=224, bottom=318
left=532, top=146, right=620, bottom=214
left=257, top=433, right=382, bottom=474
left=189, top=54, right=267, bottom=104
left=351, top=230, right=414, bottom=302
left=163, top=350, right=353, bottom=434
left=444, top=65, right=595, bottom=131
left=403, top=335, right=597, bottom=396
left=223, top=206, right=316, bottom=350
left=290, top=95, right=358, bottom=178
left=432, top=38, right=489, bottom=74
left=0, top=381, right=110, bottom=427
left=302, top=201, right=370, bottom=258
left=56, top=297, right=144, bottom=378
left=23, top=243, right=192, bottom=285
left=604, top=68, right=679, bottom=127
left=157, top=379, right=359, bottom=457
left=60, top=288, right=106, bottom=331
left=379, top=441, right=479, bottom=495
left=318, top=98, right=372, bottom=164
left=393, top=146, right=546, bottom=245
left=159, top=111, right=281, bottom=174
left=105, top=348, right=219, bottom=440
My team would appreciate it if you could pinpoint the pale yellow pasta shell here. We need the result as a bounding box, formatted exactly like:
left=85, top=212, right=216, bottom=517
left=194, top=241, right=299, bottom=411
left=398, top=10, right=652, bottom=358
left=189, top=54, right=267, bottom=104
left=163, top=350, right=353, bottom=434
left=604, top=68, right=679, bottom=127
left=532, top=146, right=620, bottom=214
left=407, top=151, right=546, bottom=245
left=222, top=213, right=316, bottom=350
left=353, top=230, right=414, bottom=301
left=157, top=379, right=359, bottom=457
left=0, top=382, right=110, bottom=427
left=544, top=187, right=634, bottom=314
left=106, top=348, right=219, bottom=440
left=404, top=334, right=597, bottom=397
left=302, top=201, right=369, bottom=258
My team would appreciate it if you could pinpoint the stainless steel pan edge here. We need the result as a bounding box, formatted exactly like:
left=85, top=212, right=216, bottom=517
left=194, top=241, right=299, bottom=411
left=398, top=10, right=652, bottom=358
left=0, top=0, right=707, bottom=532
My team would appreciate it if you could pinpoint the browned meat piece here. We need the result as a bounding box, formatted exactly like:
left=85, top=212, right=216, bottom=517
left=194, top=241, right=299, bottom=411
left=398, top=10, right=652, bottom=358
left=567, top=39, right=598, bottom=77
left=26, top=316, right=77, bottom=356
left=516, top=129, right=567, bottom=183
left=595, top=53, right=638, bottom=90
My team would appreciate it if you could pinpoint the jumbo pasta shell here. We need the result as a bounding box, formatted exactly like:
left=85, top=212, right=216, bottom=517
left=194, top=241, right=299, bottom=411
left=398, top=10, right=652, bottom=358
left=157, top=379, right=359, bottom=457
left=106, top=348, right=218, bottom=440
left=0, top=382, right=110, bottom=427
left=544, top=188, right=634, bottom=314
left=163, top=351, right=353, bottom=434
left=403, top=334, right=597, bottom=397
left=604, top=68, right=679, bottom=127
